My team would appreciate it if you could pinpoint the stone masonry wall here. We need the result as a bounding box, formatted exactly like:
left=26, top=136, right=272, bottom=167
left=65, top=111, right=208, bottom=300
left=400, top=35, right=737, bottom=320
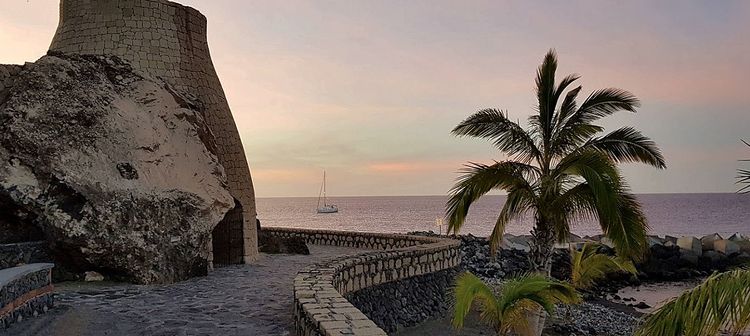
left=0, top=264, right=55, bottom=329
left=263, top=227, right=441, bottom=250
left=48, top=0, right=258, bottom=262
left=347, top=267, right=460, bottom=333
left=263, top=228, right=461, bottom=336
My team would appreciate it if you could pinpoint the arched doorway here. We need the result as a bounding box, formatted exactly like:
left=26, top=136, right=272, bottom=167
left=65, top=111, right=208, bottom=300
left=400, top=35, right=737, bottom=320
left=211, top=198, right=244, bottom=266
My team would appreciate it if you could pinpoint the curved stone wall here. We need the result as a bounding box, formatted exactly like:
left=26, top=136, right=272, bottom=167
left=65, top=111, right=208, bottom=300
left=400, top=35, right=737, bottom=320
left=48, top=0, right=258, bottom=262
left=0, top=263, right=54, bottom=329
left=262, top=228, right=461, bottom=336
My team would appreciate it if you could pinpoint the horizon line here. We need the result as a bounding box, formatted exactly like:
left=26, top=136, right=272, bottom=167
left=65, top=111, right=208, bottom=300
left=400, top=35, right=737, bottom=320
left=256, top=191, right=743, bottom=199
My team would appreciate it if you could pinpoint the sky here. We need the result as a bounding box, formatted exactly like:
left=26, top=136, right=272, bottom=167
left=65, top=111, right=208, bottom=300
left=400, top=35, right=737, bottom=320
left=2, top=1, right=749, bottom=197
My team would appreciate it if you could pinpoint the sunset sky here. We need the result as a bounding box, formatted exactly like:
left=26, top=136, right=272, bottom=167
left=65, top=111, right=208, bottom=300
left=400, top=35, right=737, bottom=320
left=2, top=1, right=749, bottom=197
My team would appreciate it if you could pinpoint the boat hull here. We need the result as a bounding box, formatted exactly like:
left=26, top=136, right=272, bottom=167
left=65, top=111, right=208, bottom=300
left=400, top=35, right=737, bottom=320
left=317, top=206, right=338, bottom=213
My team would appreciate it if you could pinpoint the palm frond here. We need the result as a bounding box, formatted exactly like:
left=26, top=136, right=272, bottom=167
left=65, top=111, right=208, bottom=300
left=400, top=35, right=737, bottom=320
left=739, top=169, right=750, bottom=193
left=489, top=188, right=537, bottom=256
left=446, top=161, right=539, bottom=234
left=571, top=242, right=637, bottom=289
left=497, top=273, right=581, bottom=328
left=739, top=140, right=750, bottom=194
left=453, top=272, right=581, bottom=335
left=553, top=156, right=649, bottom=261
left=636, top=269, right=750, bottom=336
left=575, top=88, right=640, bottom=123
left=551, top=88, right=640, bottom=156
left=584, top=127, right=666, bottom=169
left=452, top=272, right=500, bottom=330
left=554, top=150, right=621, bottom=220
left=554, top=85, right=582, bottom=131
left=605, top=190, right=649, bottom=261
left=535, top=49, right=559, bottom=144
left=452, top=108, right=541, bottom=163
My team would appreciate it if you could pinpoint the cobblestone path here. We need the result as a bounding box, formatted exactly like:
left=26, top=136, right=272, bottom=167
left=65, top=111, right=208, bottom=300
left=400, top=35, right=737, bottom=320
left=2, top=245, right=364, bottom=336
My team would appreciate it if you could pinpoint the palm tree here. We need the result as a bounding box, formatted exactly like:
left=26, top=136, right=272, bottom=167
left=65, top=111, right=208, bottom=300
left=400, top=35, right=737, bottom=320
left=635, top=268, right=750, bottom=336
left=570, top=242, right=637, bottom=290
left=453, top=272, right=581, bottom=336
left=739, top=140, right=750, bottom=194
left=446, top=49, right=666, bottom=274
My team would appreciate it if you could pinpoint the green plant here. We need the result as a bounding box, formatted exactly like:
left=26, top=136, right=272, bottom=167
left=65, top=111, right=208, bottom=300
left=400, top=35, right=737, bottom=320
left=446, top=49, right=665, bottom=275
left=570, top=242, right=637, bottom=289
left=739, top=140, right=750, bottom=194
left=453, top=272, right=581, bottom=335
left=636, top=269, right=750, bottom=336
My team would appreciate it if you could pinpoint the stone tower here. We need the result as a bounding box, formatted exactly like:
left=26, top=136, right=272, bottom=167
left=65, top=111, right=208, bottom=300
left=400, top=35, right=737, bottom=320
left=48, top=0, right=258, bottom=264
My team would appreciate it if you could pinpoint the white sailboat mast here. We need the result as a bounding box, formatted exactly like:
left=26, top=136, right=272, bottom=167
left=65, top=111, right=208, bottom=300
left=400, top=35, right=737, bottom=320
left=317, top=171, right=324, bottom=208
left=323, top=170, right=327, bottom=206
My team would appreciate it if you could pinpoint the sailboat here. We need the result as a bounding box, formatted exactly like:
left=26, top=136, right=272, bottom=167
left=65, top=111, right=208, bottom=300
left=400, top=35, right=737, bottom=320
left=316, top=171, right=338, bottom=213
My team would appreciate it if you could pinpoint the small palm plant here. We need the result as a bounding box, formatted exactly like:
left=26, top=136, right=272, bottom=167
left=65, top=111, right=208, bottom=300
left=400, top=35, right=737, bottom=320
left=570, top=242, right=637, bottom=290
left=635, top=268, right=750, bottom=336
left=452, top=272, right=581, bottom=336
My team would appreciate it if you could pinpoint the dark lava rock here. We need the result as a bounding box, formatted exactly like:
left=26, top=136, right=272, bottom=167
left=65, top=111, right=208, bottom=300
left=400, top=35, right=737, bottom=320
left=409, top=231, right=571, bottom=281
left=258, top=232, right=310, bottom=255
left=634, top=301, right=651, bottom=309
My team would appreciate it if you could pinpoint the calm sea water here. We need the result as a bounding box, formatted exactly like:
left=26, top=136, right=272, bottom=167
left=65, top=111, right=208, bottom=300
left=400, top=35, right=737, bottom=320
left=257, top=194, right=750, bottom=238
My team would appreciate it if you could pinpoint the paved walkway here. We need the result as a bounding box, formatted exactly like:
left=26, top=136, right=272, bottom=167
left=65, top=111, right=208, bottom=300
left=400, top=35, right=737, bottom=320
left=2, top=245, right=365, bottom=336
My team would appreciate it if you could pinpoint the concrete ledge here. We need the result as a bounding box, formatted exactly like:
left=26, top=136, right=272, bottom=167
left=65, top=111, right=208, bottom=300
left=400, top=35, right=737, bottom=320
left=0, top=263, right=54, bottom=329
left=264, top=228, right=460, bottom=336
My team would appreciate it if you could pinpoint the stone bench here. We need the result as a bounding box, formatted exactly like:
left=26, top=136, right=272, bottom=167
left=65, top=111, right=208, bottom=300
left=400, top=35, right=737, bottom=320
left=0, top=263, right=54, bottom=329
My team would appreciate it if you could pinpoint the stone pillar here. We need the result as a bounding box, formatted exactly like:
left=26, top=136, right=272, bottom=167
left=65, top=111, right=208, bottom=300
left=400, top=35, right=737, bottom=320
left=48, top=0, right=258, bottom=262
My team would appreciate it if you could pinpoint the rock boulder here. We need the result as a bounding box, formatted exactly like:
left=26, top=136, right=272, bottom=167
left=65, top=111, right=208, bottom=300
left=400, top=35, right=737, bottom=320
left=677, top=236, right=702, bottom=257
left=700, top=233, right=722, bottom=251
left=0, top=54, right=234, bottom=283
left=713, top=240, right=740, bottom=255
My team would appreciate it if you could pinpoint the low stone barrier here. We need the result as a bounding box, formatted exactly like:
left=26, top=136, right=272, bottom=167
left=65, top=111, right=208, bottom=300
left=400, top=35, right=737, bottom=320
left=347, top=267, right=460, bottom=332
left=263, top=228, right=461, bottom=336
left=0, top=263, right=54, bottom=329
left=0, top=242, right=51, bottom=270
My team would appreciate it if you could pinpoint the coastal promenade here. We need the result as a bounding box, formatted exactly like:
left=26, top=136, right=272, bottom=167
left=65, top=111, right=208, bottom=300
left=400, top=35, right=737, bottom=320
left=1, top=245, right=364, bottom=336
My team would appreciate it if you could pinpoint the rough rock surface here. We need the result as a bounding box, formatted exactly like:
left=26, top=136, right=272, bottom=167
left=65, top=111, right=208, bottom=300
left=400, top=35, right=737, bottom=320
left=258, top=230, right=310, bottom=255
left=0, top=241, right=51, bottom=269
left=0, top=53, right=234, bottom=284
left=409, top=232, right=571, bottom=281
left=348, top=267, right=460, bottom=333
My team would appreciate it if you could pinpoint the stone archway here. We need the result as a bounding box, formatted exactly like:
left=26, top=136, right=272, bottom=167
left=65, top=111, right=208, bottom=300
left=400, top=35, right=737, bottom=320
left=211, top=199, right=244, bottom=266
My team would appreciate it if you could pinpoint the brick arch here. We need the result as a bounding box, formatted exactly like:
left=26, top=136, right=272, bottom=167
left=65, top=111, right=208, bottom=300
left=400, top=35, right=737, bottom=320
left=48, top=0, right=258, bottom=263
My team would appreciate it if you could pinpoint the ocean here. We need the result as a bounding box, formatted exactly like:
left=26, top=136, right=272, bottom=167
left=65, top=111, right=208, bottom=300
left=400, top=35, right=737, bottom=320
left=257, top=194, right=750, bottom=238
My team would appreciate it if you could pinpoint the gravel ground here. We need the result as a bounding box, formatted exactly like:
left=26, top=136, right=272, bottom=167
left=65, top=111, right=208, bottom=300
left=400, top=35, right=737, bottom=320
left=546, top=302, right=641, bottom=336
left=1, top=245, right=365, bottom=336
left=396, top=301, right=641, bottom=336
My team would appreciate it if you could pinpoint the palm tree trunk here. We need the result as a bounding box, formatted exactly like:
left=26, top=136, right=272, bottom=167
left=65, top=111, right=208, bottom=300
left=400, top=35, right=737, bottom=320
left=527, top=220, right=556, bottom=336
left=529, top=223, right=556, bottom=275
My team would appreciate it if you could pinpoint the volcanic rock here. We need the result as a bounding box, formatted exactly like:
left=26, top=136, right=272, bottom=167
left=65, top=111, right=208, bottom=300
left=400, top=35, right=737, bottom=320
left=258, top=231, right=310, bottom=255
left=84, top=271, right=104, bottom=282
left=0, top=54, right=234, bottom=283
